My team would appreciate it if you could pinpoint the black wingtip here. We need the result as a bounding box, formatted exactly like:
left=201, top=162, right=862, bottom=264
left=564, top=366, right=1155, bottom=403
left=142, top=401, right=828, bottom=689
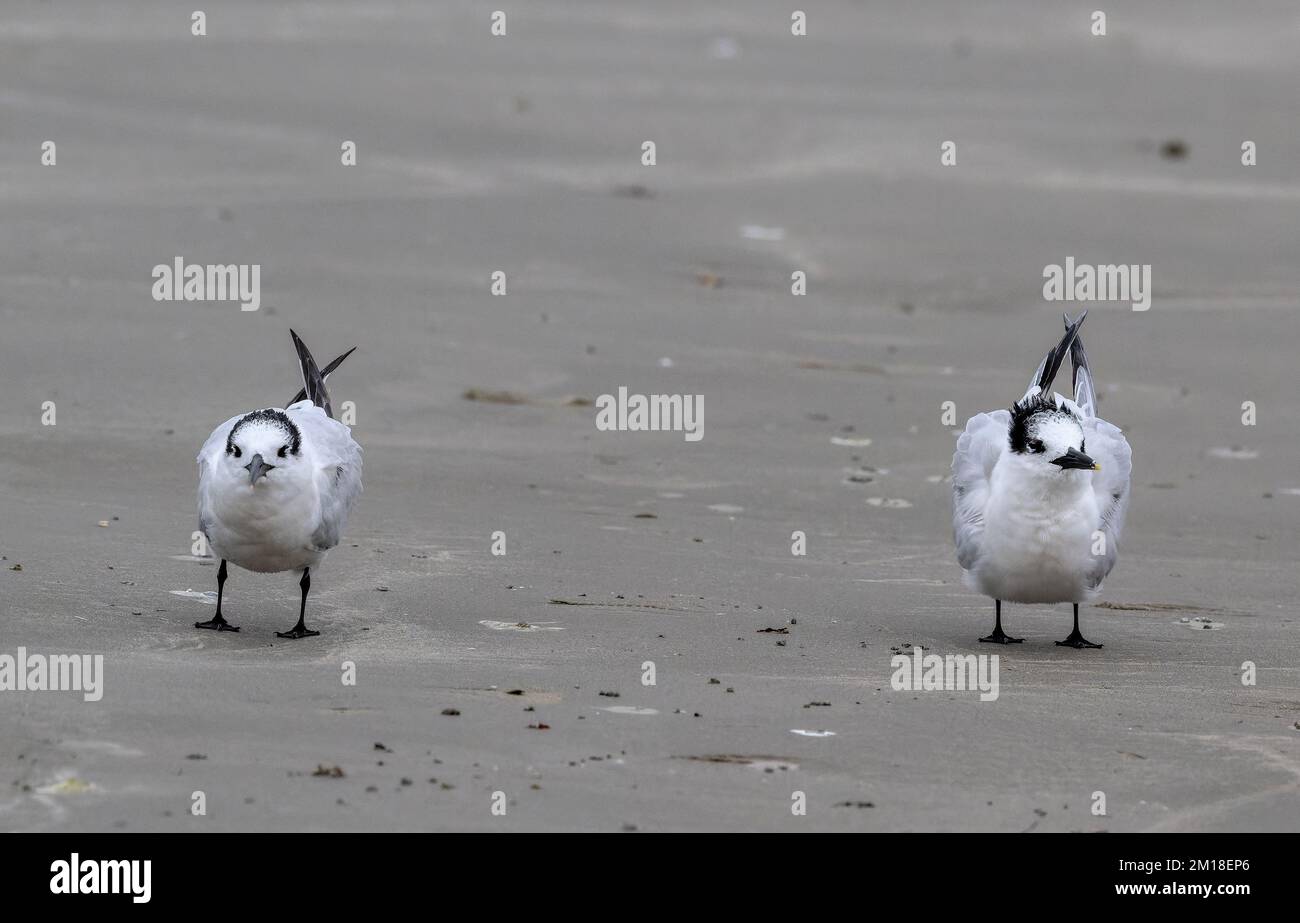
left=1037, top=311, right=1086, bottom=394
left=287, top=345, right=355, bottom=409
left=288, top=330, right=332, bottom=417
left=329, top=346, right=358, bottom=371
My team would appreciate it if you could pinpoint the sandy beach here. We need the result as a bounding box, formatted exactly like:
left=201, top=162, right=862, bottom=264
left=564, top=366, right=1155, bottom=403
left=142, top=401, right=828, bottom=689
left=1, top=0, right=1297, bottom=831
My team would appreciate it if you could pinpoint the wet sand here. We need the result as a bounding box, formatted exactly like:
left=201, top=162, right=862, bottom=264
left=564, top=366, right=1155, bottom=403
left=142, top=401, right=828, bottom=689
left=1, top=1, right=1297, bottom=831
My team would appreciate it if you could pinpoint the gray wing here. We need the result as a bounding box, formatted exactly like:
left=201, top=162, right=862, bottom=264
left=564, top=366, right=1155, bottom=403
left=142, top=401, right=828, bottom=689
left=196, top=413, right=243, bottom=539
left=286, top=401, right=363, bottom=551
left=951, top=409, right=1011, bottom=571
left=1083, top=417, right=1132, bottom=588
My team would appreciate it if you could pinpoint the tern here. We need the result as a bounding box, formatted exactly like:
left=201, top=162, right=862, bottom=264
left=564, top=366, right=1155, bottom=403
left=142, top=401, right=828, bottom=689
left=195, top=330, right=362, bottom=639
left=951, top=311, right=1132, bottom=648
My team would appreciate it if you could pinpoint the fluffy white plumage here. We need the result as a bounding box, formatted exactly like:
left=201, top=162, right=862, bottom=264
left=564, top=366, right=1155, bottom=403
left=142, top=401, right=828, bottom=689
left=952, top=401, right=1130, bottom=603
left=950, top=313, right=1131, bottom=644
left=197, top=400, right=362, bottom=573
left=194, top=330, right=361, bottom=638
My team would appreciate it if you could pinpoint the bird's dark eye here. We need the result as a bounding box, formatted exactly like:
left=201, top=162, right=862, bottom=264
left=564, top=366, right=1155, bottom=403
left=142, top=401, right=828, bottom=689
left=230, top=445, right=242, bottom=459
left=1028, top=439, right=1046, bottom=454
left=277, top=445, right=288, bottom=459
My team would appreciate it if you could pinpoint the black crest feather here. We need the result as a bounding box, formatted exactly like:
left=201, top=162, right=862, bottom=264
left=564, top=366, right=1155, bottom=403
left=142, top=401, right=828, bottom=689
left=1008, top=393, right=1060, bottom=454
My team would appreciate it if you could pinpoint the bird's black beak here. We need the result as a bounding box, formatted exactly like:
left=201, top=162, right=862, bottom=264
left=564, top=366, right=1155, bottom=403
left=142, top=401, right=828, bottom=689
left=1051, top=447, right=1099, bottom=471
left=245, top=453, right=275, bottom=485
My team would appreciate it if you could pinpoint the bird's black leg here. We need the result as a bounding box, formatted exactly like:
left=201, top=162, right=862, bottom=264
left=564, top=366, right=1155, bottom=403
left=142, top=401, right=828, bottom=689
left=979, top=599, right=1022, bottom=644
left=1056, top=603, right=1102, bottom=649
left=276, top=568, right=320, bottom=640
left=195, top=559, right=240, bottom=631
